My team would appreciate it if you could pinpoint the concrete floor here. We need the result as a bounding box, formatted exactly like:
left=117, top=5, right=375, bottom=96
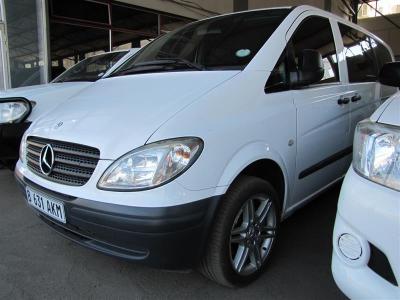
left=0, top=169, right=346, bottom=299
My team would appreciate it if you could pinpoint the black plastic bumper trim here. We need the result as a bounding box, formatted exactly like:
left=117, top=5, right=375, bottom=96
left=368, top=243, right=398, bottom=286
left=15, top=174, right=222, bottom=269
left=0, top=122, right=31, bottom=161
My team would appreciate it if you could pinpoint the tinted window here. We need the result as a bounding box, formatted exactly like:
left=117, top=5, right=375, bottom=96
left=266, top=16, right=339, bottom=92
left=53, top=52, right=127, bottom=82
left=113, top=9, right=290, bottom=75
left=370, top=38, right=392, bottom=71
left=339, top=24, right=378, bottom=83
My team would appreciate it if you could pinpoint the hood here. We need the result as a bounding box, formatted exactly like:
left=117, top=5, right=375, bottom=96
left=378, top=92, right=400, bottom=127
left=29, top=71, right=239, bottom=159
left=0, top=82, right=92, bottom=121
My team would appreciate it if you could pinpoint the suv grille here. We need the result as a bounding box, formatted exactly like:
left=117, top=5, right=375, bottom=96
left=26, top=136, right=100, bottom=186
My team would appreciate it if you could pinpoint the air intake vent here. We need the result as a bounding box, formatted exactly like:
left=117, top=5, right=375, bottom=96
left=26, top=136, right=100, bottom=186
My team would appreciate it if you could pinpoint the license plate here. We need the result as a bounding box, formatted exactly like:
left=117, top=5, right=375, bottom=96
left=25, top=187, right=66, bottom=224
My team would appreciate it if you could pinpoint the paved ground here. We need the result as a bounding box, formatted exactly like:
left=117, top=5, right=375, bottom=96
left=0, top=169, right=346, bottom=299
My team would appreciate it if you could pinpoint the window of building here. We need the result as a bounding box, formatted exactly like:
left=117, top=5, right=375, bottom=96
left=358, top=0, right=400, bottom=19
left=4, top=0, right=47, bottom=87
left=339, top=24, right=378, bottom=83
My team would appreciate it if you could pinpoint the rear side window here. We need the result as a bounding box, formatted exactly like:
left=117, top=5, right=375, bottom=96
left=339, top=24, right=378, bottom=83
left=266, top=16, right=339, bottom=92
left=370, top=38, right=393, bottom=71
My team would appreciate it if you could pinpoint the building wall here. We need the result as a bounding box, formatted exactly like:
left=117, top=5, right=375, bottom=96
left=359, top=13, right=400, bottom=58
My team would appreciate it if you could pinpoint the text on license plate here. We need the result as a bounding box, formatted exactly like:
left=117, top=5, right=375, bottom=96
left=25, top=187, right=66, bottom=224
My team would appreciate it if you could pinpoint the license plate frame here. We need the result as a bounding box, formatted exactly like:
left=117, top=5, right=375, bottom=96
left=25, top=186, right=67, bottom=224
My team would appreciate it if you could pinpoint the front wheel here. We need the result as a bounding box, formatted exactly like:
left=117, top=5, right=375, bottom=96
left=200, top=176, right=280, bottom=287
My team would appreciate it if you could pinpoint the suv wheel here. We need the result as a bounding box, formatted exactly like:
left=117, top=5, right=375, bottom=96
left=200, top=176, right=280, bottom=287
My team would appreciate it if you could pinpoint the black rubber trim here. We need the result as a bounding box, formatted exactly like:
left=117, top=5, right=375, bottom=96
left=15, top=173, right=222, bottom=269
left=298, top=146, right=353, bottom=179
left=0, top=122, right=31, bottom=162
left=368, top=243, right=398, bottom=286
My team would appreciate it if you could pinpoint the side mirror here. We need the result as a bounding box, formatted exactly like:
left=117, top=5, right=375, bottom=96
left=291, top=49, right=324, bottom=87
left=379, top=62, right=400, bottom=87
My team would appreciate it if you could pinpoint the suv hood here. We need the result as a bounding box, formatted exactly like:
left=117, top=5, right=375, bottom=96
left=29, top=71, right=239, bottom=159
left=0, top=82, right=92, bottom=121
left=378, top=92, right=400, bottom=127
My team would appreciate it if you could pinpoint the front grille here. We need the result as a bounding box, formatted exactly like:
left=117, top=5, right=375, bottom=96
left=26, top=136, right=100, bottom=186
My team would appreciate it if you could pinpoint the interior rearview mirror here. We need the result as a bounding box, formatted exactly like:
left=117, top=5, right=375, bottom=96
left=379, top=62, right=400, bottom=88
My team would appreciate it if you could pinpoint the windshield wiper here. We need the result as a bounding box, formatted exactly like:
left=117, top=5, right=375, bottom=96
left=156, top=58, right=205, bottom=71
left=115, top=58, right=205, bottom=76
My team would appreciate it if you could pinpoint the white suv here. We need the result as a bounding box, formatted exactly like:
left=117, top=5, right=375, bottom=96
left=332, top=62, right=400, bottom=299
left=15, top=6, right=397, bottom=286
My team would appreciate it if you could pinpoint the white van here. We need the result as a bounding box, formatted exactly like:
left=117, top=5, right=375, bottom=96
left=332, top=62, right=400, bottom=299
left=0, top=49, right=139, bottom=167
left=15, top=6, right=397, bottom=286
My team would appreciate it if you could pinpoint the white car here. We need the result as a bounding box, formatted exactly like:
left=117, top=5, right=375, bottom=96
left=15, top=6, right=397, bottom=287
left=332, top=62, right=400, bottom=299
left=0, top=49, right=140, bottom=167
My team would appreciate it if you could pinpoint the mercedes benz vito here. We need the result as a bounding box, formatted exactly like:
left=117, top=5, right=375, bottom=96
left=15, top=6, right=397, bottom=286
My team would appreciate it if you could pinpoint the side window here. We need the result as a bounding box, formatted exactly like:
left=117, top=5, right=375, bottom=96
left=265, top=16, right=339, bottom=92
left=370, top=38, right=393, bottom=71
left=291, top=16, right=339, bottom=85
left=265, top=50, right=289, bottom=92
left=339, top=24, right=378, bottom=83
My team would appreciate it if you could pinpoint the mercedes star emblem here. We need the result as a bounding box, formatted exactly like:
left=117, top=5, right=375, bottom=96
left=39, top=144, right=55, bottom=176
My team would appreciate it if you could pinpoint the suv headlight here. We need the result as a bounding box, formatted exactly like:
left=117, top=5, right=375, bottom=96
left=98, top=137, right=203, bottom=191
left=353, top=120, right=400, bottom=191
left=0, top=99, right=31, bottom=124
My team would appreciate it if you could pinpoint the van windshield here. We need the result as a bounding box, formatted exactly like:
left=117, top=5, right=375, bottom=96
left=112, top=9, right=290, bottom=76
left=53, top=51, right=128, bottom=83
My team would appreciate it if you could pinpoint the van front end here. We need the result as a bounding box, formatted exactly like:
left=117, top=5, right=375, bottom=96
left=14, top=136, right=221, bottom=270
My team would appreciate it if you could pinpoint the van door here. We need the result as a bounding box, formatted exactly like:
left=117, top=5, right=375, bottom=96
left=337, top=24, right=382, bottom=147
left=287, top=15, right=352, bottom=206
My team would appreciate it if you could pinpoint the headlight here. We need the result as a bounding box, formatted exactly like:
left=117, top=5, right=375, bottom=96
left=19, top=133, right=28, bottom=165
left=98, top=137, right=203, bottom=191
left=0, top=99, right=31, bottom=124
left=353, top=120, right=400, bottom=191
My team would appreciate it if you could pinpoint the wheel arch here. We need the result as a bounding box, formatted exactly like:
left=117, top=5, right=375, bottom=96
left=216, top=142, right=290, bottom=216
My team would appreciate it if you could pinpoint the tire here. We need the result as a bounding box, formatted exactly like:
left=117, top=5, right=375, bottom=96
left=200, top=176, right=280, bottom=287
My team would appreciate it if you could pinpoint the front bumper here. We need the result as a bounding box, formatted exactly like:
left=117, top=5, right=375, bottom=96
left=15, top=172, right=221, bottom=270
left=0, top=122, right=31, bottom=162
left=332, top=168, right=400, bottom=299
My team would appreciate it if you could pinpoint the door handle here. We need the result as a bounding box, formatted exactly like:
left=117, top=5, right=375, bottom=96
left=351, top=95, right=362, bottom=102
left=338, top=97, right=350, bottom=105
